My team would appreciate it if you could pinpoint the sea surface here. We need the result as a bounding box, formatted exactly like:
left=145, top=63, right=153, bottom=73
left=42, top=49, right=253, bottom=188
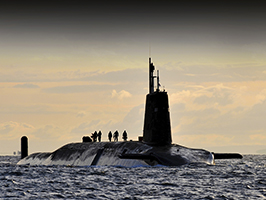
left=1, top=155, right=265, bottom=199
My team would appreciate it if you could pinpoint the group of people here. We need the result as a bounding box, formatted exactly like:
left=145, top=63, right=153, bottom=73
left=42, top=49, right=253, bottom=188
left=108, top=130, right=128, bottom=142
left=90, top=130, right=128, bottom=142
left=91, top=131, right=102, bottom=142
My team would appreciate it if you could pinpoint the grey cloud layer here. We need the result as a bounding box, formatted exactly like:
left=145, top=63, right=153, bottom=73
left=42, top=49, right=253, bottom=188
left=1, top=1, right=266, bottom=49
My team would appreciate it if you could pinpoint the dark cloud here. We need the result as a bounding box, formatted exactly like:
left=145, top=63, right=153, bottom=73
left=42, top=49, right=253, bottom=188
left=1, top=1, right=266, bottom=47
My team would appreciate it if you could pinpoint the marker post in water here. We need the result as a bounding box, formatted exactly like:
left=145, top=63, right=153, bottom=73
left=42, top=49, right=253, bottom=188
left=21, top=136, right=28, bottom=159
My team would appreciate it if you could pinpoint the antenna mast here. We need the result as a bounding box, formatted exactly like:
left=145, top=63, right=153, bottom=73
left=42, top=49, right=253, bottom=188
left=157, top=70, right=160, bottom=91
left=149, top=58, right=155, bottom=94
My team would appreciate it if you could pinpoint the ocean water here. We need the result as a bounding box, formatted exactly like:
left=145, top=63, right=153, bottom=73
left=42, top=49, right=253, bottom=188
left=1, top=155, right=265, bottom=199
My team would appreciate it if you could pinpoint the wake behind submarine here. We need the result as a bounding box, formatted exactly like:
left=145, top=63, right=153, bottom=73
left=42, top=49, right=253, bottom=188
left=18, top=58, right=242, bottom=167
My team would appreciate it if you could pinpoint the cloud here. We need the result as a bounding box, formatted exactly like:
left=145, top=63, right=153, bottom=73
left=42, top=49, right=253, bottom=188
left=159, top=64, right=266, bottom=88
left=76, top=111, right=86, bottom=118
left=32, top=125, right=54, bottom=137
left=13, top=83, right=40, bottom=88
left=39, top=68, right=146, bottom=95
left=31, top=124, right=68, bottom=141
left=171, top=82, right=266, bottom=114
left=4, top=64, right=266, bottom=93
left=70, top=104, right=144, bottom=140
left=121, top=104, right=144, bottom=136
left=170, top=81, right=266, bottom=148
left=111, top=90, right=132, bottom=100
left=0, top=121, right=35, bottom=139
left=71, top=120, right=101, bottom=134
left=175, top=134, right=235, bottom=148
left=0, top=121, right=67, bottom=141
left=0, top=104, right=68, bottom=115
left=0, top=68, right=146, bottom=84
left=41, top=84, right=142, bottom=96
left=249, top=134, right=266, bottom=141
left=42, top=85, right=98, bottom=94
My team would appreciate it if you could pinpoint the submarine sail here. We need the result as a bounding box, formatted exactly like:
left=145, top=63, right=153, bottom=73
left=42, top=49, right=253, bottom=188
left=143, top=58, right=172, bottom=145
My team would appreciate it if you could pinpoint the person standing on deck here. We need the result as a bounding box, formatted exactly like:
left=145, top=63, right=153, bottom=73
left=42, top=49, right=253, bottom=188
left=92, top=131, right=97, bottom=142
left=108, top=131, right=112, bottom=142
left=113, top=130, right=119, bottom=142
left=97, top=130, right=102, bottom=142
left=122, top=130, right=127, bottom=141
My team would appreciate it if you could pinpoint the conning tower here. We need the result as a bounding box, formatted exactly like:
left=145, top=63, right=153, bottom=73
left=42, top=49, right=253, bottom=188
left=143, top=58, right=172, bottom=145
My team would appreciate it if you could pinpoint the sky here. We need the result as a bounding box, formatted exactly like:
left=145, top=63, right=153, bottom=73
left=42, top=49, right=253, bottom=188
left=1, top=1, right=266, bottom=155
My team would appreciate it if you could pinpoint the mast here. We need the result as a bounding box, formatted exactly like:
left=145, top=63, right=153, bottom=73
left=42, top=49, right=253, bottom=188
left=156, top=70, right=160, bottom=91
left=149, top=57, right=154, bottom=94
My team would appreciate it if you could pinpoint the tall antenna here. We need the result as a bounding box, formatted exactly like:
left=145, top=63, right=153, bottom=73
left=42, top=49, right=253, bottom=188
left=157, top=70, right=160, bottom=91
left=149, top=57, right=155, bottom=94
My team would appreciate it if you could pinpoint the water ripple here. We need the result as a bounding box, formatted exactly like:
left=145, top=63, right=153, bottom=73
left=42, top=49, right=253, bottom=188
left=0, top=155, right=266, bottom=199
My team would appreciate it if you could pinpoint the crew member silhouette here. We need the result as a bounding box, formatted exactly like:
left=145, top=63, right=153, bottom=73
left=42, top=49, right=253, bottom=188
left=97, top=130, right=102, bottom=142
left=122, top=130, right=127, bottom=141
left=92, top=131, right=97, bottom=142
left=113, top=130, right=119, bottom=142
left=108, top=131, right=112, bottom=142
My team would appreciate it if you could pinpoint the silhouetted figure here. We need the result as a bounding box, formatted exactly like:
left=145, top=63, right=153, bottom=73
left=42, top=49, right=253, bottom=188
left=97, top=131, right=102, bottom=142
left=91, top=131, right=97, bottom=142
left=90, top=133, right=94, bottom=142
left=122, top=130, right=127, bottom=141
left=108, top=131, right=112, bottom=142
left=113, top=130, right=119, bottom=142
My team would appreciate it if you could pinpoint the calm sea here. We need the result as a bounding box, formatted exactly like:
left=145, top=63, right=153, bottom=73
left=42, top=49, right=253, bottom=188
left=1, top=155, right=265, bottom=199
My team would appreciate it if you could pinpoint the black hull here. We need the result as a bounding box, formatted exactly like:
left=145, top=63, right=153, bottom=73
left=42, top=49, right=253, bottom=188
left=17, top=141, right=214, bottom=167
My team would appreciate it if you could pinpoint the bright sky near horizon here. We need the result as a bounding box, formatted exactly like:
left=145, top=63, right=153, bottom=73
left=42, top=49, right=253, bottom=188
left=1, top=1, right=266, bottom=155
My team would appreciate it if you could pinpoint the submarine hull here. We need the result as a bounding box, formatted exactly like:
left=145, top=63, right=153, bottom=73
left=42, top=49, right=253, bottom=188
left=17, top=141, right=214, bottom=167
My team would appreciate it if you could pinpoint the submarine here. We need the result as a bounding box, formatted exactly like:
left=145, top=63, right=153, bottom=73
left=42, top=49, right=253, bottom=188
left=17, top=58, right=242, bottom=167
